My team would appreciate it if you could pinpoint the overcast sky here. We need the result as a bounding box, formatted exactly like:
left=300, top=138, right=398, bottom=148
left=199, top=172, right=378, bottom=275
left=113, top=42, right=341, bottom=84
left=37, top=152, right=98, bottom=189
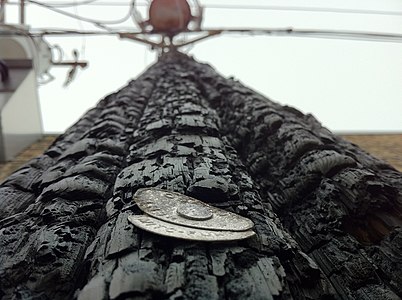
left=4, top=0, right=402, bottom=133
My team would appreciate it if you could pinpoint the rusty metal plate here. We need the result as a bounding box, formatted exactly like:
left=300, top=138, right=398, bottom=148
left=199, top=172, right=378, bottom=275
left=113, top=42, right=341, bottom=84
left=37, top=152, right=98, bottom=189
left=133, top=188, right=254, bottom=232
left=128, top=214, right=256, bottom=242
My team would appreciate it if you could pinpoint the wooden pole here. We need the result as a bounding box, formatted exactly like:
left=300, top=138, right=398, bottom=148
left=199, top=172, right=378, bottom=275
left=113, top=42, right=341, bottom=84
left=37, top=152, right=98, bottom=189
left=0, top=52, right=401, bottom=299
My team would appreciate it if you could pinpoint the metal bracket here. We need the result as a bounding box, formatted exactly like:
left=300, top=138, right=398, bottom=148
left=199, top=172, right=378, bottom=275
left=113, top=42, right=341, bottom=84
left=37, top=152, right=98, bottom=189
left=128, top=188, right=256, bottom=242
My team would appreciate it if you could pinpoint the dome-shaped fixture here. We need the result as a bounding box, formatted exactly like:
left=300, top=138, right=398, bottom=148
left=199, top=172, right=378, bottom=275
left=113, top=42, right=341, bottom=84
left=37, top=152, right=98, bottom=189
left=148, top=0, right=192, bottom=35
left=131, top=0, right=203, bottom=39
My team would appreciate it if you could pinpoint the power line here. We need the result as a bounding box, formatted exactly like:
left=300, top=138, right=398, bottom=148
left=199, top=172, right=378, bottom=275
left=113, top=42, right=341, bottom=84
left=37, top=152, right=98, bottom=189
left=73, top=0, right=87, bottom=59
left=204, top=4, right=402, bottom=17
left=11, top=27, right=400, bottom=44
left=5, top=1, right=402, bottom=16
left=220, top=28, right=402, bottom=43
left=5, top=0, right=135, bottom=7
left=27, top=0, right=136, bottom=29
left=39, top=0, right=100, bottom=7
left=4, top=1, right=402, bottom=44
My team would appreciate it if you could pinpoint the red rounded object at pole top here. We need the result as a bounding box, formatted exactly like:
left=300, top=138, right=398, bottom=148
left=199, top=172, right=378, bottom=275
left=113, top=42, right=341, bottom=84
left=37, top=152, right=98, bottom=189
left=149, top=0, right=192, bottom=34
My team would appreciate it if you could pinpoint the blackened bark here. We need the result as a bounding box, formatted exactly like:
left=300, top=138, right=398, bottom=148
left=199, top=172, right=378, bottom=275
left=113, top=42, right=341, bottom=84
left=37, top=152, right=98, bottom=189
left=191, top=61, right=402, bottom=299
left=0, top=52, right=401, bottom=300
left=0, top=76, right=153, bottom=299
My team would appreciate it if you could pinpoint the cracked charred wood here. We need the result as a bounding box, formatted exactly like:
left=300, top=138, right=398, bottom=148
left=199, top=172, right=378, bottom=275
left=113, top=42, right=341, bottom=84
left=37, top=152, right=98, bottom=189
left=78, top=59, right=331, bottom=300
left=0, top=51, right=401, bottom=300
left=0, top=77, right=152, bottom=299
left=190, top=56, right=402, bottom=298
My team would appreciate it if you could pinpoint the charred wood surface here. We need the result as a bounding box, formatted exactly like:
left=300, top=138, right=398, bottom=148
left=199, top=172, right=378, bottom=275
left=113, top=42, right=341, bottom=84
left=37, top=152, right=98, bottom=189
left=0, top=52, right=401, bottom=300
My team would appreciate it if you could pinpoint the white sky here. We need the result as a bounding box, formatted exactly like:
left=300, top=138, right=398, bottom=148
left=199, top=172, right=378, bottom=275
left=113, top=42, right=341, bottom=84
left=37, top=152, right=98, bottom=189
left=4, top=0, right=402, bottom=133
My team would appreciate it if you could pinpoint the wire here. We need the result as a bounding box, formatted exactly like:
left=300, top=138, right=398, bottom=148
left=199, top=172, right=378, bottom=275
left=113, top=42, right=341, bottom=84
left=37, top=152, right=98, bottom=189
left=3, top=0, right=402, bottom=16
left=6, top=0, right=143, bottom=7
left=40, top=0, right=100, bottom=7
left=27, top=0, right=136, bottom=29
left=51, top=44, right=64, bottom=63
left=203, top=4, right=402, bottom=17
left=218, top=28, right=402, bottom=43
left=73, top=0, right=87, bottom=58
left=17, top=27, right=402, bottom=44
left=7, top=1, right=402, bottom=16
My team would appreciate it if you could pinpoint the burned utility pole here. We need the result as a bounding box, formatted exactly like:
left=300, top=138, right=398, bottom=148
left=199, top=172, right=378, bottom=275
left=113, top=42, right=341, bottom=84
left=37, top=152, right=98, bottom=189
left=0, top=52, right=401, bottom=300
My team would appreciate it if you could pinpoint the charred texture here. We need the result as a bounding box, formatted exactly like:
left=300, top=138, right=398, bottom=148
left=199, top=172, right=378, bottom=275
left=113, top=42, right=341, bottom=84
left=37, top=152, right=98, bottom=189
left=192, top=57, right=402, bottom=299
left=0, top=76, right=152, bottom=299
left=0, top=52, right=401, bottom=300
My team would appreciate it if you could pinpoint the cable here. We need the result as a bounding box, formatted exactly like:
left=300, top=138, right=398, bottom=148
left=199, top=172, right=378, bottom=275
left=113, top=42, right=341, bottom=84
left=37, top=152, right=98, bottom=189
left=7, top=0, right=143, bottom=7
left=131, top=0, right=145, bottom=30
left=218, top=28, right=402, bottom=43
left=27, top=0, right=136, bottom=29
left=202, top=4, right=402, bottom=17
left=7, top=1, right=402, bottom=16
left=73, top=0, right=87, bottom=59
left=51, top=44, right=64, bottom=63
left=41, top=0, right=100, bottom=7
left=18, top=27, right=402, bottom=44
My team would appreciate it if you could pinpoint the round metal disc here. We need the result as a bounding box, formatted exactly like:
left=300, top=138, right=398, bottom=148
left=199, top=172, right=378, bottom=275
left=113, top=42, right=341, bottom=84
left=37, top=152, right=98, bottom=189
left=128, top=214, right=256, bottom=242
left=176, top=203, right=213, bottom=221
left=133, top=188, right=254, bottom=232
